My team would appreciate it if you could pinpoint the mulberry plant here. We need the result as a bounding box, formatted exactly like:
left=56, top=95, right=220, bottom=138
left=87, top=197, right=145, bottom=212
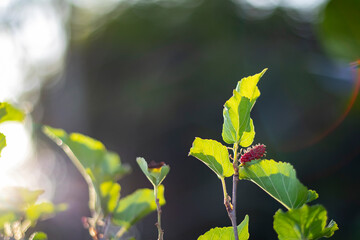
left=189, top=69, right=338, bottom=240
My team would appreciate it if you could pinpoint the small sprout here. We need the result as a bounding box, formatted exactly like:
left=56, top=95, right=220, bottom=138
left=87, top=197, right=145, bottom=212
left=240, top=144, right=266, bottom=165
left=137, top=157, right=169, bottom=240
left=137, top=157, right=170, bottom=187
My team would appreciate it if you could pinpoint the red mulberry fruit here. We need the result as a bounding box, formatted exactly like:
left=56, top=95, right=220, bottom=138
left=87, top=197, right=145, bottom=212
left=240, top=144, right=266, bottom=164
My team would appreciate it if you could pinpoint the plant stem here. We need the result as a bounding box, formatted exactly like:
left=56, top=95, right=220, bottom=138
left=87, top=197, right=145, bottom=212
left=154, top=186, right=164, bottom=240
left=98, top=215, right=111, bottom=240
left=231, top=143, right=239, bottom=240
left=220, top=177, right=228, bottom=203
left=220, top=177, right=238, bottom=240
left=115, top=227, right=127, bottom=239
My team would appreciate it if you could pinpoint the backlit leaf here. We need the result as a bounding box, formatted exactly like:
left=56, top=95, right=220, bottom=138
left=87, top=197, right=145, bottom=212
left=0, top=102, right=25, bottom=123
left=0, top=211, right=16, bottom=230
left=274, top=204, right=338, bottom=240
left=43, top=126, right=130, bottom=215
left=25, top=202, right=67, bottom=225
left=100, top=181, right=121, bottom=213
left=238, top=159, right=318, bottom=210
left=222, top=69, right=266, bottom=144
left=0, top=133, right=5, bottom=157
left=197, top=215, right=249, bottom=240
left=30, top=232, right=48, bottom=240
left=0, top=187, right=44, bottom=211
left=112, top=185, right=165, bottom=230
left=189, top=138, right=233, bottom=178
left=0, top=187, right=65, bottom=231
left=239, top=118, right=255, bottom=148
left=137, top=157, right=170, bottom=186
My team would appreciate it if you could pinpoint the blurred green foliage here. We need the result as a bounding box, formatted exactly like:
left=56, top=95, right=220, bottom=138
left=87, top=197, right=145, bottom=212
left=318, top=0, right=360, bottom=61
left=0, top=187, right=65, bottom=239
left=43, top=126, right=131, bottom=216
left=0, top=102, right=25, bottom=156
left=43, top=126, right=166, bottom=238
left=112, top=185, right=165, bottom=230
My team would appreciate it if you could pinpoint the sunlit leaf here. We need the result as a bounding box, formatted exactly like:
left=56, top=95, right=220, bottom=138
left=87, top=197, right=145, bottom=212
left=239, top=118, right=255, bottom=148
left=137, top=157, right=170, bottom=186
left=0, top=211, right=16, bottom=230
left=100, top=181, right=121, bottom=214
left=43, top=126, right=130, bottom=215
left=222, top=90, right=247, bottom=144
left=29, top=232, right=48, bottom=240
left=112, top=185, right=165, bottom=230
left=103, top=152, right=131, bottom=180
left=25, top=202, right=67, bottom=225
left=238, top=159, right=318, bottom=210
left=222, top=69, right=266, bottom=144
left=274, top=204, right=338, bottom=240
left=0, top=133, right=6, bottom=157
left=197, top=215, right=249, bottom=240
left=0, top=102, right=25, bottom=123
left=0, top=187, right=65, bottom=231
left=0, top=187, right=44, bottom=211
left=189, top=138, right=233, bottom=178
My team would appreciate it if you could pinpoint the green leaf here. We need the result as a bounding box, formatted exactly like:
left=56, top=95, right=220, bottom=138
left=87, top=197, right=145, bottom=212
left=137, top=157, right=170, bottom=186
left=25, top=202, right=67, bottom=225
left=0, top=187, right=44, bottom=211
left=0, top=102, right=25, bottom=123
left=274, top=204, right=338, bottom=240
left=238, top=159, right=318, bottom=210
left=29, top=232, right=48, bottom=240
left=239, top=118, right=255, bottom=148
left=189, top=138, right=233, bottom=178
left=0, top=187, right=65, bottom=230
left=112, top=185, right=165, bottom=230
left=42, top=126, right=130, bottom=215
left=99, top=181, right=121, bottom=213
left=222, top=69, right=267, bottom=145
left=197, top=215, right=249, bottom=240
left=0, top=211, right=16, bottom=230
left=0, top=133, right=6, bottom=157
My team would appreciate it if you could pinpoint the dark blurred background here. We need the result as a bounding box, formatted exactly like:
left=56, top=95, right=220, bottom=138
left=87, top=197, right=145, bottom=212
left=0, top=0, right=359, bottom=239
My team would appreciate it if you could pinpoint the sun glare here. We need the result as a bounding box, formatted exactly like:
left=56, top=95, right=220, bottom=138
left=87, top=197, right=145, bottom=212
left=0, top=122, right=32, bottom=190
left=0, top=0, right=67, bottom=197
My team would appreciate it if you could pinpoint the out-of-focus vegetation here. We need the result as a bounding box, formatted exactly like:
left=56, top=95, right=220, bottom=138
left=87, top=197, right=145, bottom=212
left=318, top=0, right=360, bottom=61
left=0, top=103, right=65, bottom=240
left=43, top=126, right=166, bottom=239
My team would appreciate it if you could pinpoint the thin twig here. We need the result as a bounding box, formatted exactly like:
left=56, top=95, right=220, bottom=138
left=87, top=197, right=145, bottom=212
left=155, top=186, right=164, bottom=240
left=99, top=215, right=111, bottom=240
left=115, top=227, right=127, bottom=239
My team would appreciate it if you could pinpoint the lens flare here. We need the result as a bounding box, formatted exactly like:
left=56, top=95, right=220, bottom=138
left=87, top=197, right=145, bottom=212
left=282, top=64, right=360, bottom=152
